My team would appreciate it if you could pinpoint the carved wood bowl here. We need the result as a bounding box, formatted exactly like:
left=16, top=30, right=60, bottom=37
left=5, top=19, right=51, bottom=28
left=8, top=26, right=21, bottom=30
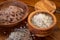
left=28, top=10, right=57, bottom=37
left=0, top=0, right=29, bottom=27
left=35, top=0, right=56, bottom=13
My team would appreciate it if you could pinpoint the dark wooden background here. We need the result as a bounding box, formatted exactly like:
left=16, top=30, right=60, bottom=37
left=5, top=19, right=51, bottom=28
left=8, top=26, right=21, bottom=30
left=0, top=0, right=60, bottom=40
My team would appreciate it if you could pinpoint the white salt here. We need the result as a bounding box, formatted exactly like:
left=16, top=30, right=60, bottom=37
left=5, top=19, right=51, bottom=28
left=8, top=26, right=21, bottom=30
left=6, top=28, right=32, bottom=40
left=31, top=13, right=53, bottom=29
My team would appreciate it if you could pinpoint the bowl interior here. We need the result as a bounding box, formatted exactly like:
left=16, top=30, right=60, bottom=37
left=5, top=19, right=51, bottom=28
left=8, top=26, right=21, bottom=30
left=28, top=10, right=57, bottom=30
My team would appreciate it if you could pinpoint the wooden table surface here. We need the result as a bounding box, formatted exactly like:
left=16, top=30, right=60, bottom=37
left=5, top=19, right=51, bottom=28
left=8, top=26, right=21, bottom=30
left=0, top=0, right=60, bottom=40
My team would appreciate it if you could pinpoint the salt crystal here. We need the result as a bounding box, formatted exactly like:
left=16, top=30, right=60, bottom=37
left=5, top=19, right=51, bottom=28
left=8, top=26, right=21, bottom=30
left=31, top=13, right=53, bottom=29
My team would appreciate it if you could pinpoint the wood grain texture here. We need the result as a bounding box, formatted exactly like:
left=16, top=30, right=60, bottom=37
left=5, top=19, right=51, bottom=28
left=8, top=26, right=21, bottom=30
left=0, top=0, right=60, bottom=40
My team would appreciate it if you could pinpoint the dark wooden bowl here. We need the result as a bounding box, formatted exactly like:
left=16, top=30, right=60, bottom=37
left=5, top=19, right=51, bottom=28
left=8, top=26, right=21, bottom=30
left=0, top=0, right=29, bottom=27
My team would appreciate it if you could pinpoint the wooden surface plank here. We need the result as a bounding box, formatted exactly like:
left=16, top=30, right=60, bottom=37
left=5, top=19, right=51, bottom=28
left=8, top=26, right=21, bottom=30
left=19, top=0, right=60, bottom=8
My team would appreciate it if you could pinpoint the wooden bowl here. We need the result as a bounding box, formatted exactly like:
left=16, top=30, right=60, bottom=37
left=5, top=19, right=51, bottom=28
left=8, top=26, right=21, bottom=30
left=34, top=0, right=56, bottom=13
left=0, top=0, right=29, bottom=27
left=28, top=10, right=57, bottom=37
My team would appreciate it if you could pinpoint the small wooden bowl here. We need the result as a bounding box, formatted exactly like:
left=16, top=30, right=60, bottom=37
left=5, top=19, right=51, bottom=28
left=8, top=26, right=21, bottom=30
left=0, top=0, right=29, bottom=27
left=34, top=0, right=56, bottom=13
left=28, top=10, right=57, bottom=37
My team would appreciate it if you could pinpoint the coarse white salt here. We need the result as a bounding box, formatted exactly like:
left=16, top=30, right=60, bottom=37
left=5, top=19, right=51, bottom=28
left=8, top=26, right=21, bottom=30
left=31, top=12, right=53, bottom=29
left=6, top=28, right=32, bottom=40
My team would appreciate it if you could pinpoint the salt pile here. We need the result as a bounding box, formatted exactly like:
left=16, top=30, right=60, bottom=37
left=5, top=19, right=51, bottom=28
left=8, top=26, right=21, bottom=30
left=31, top=12, right=53, bottom=29
left=6, top=28, right=32, bottom=40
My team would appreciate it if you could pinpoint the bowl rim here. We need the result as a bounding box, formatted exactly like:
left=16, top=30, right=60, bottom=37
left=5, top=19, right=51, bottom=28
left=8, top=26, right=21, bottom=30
left=28, top=10, right=57, bottom=30
left=0, top=1, right=29, bottom=26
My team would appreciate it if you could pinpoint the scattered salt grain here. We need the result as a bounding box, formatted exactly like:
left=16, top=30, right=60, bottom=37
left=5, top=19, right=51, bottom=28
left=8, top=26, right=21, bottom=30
left=6, top=28, right=32, bottom=40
